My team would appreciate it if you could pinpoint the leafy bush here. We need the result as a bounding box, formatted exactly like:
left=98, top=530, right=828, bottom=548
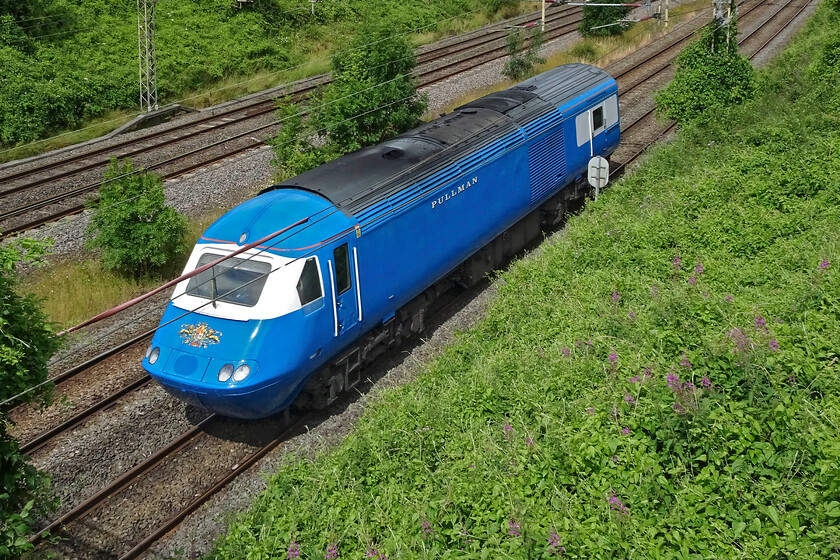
left=502, top=28, right=546, bottom=81
left=0, top=235, right=57, bottom=560
left=656, top=8, right=755, bottom=124
left=271, top=25, right=427, bottom=179
left=578, top=0, right=634, bottom=37
left=86, top=158, right=189, bottom=276
left=212, top=4, right=840, bottom=558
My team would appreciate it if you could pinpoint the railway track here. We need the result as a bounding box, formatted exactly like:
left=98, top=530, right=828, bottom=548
left=0, top=5, right=583, bottom=238
left=10, top=0, right=814, bottom=556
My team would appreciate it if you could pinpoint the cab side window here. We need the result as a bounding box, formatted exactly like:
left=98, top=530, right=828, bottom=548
left=592, top=106, right=604, bottom=130
left=334, top=244, right=351, bottom=295
left=297, top=258, right=323, bottom=305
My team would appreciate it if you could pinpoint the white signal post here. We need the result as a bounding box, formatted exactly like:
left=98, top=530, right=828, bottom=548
left=587, top=156, right=609, bottom=201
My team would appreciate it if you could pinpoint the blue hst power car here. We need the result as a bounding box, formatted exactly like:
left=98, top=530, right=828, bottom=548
left=143, top=63, right=620, bottom=419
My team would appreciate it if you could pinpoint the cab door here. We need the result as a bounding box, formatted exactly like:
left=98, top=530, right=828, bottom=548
left=328, top=242, right=360, bottom=337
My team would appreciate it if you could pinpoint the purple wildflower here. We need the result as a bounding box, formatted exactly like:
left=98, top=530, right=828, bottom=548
left=585, top=407, right=595, bottom=415
left=819, top=259, right=830, bottom=270
left=673, top=256, right=682, bottom=271
left=608, top=495, right=630, bottom=515
left=725, top=294, right=734, bottom=303
left=769, top=339, right=779, bottom=352
left=628, top=310, right=636, bottom=320
left=324, top=544, right=339, bottom=560
left=701, top=376, right=712, bottom=388
left=608, top=352, right=618, bottom=364
left=694, top=262, right=704, bottom=276
left=623, top=393, right=636, bottom=404
left=561, top=347, right=571, bottom=357
left=586, top=340, right=594, bottom=347
left=575, top=340, right=584, bottom=348
left=679, top=352, right=692, bottom=369
left=673, top=402, right=686, bottom=414
left=508, top=519, right=521, bottom=538
left=525, top=437, right=535, bottom=447
left=421, top=519, right=434, bottom=539
left=643, top=367, right=653, bottom=378
left=548, top=532, right=566, bottom=555
left=503, top=424, right=514, bottom=441
left=729, top=328, right=755, bottom=354
left=651, top=284, right=659, bottom=296
left=366, top=549, right=387, bottom=560
left=628, top=375, right=641, bottom=383
left=755, top=316, right=768, bottom=332
left=611, top=455, right=619, bottom=463
left=666, top=373, right=681, bottom=390
left=702, top=291, right=710, bottom=298
left=537, top=347, right=544, bottom=357
left=612, top=291, right=621, bottom=303
left=621, top=427, right=631, bottom=435
left=688, top=276, right=696, bottom=286
left=287, top=542, right=301, bottom=560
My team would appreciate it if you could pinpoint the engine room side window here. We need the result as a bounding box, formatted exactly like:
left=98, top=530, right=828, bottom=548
left=186, top=253, right=271, bottom=307
left=297, top=257, right=323, bottom=306
left=334, top=244, right=351, bottom=295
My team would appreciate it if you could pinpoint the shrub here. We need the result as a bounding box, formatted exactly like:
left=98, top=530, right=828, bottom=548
left=271, top=24, right=426, bottom=179
left=655, top=7, right=756, bottom=124
left=86, top=158, right=189, bottom=276
left=578, top=0, right=634, bottom=37
left=0, top=235, right=56, bottom=560
left=502, top=28, right=546, bottom=81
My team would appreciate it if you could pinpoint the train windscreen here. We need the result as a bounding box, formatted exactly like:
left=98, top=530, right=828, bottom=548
left=185, top=253, right=271, bottom=307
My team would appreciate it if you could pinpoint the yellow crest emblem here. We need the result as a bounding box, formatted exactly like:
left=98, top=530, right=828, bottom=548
left=179, top=322, right=221, bottom=348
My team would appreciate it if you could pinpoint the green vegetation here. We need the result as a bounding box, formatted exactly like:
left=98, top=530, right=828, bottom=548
left=271, top=26, right=426, bottom=180
left=212, top=4, right=840, bottom=558
left=0, top=236, right=57, bottom=559
left=656, top=2, right=755, bottom=124
left=502, top=28, right=546, bottom=81
left=0, top=0, right=526, bottom=154
left=578, top=0, right=635, bottom=37
left=86, top=158, right=188, bottom=276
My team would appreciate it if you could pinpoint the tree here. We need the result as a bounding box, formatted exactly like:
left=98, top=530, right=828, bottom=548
left=86, top=158, right=189, bottom=276
left=271, top=25, right=427, bottom=179
left=578, top=0, right=635, bottom=37
left=655, top=5, right=755, bottom=124
left=0, top=235, right=57, bottom=560
left=502, top=28, right=546, bottom=81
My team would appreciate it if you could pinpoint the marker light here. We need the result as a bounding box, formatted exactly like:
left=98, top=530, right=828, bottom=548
left=218, top=364, right=234, bottom=382
left=233, top=364, right=251, bottom=382
left=149, top=347, right=160, bottom=365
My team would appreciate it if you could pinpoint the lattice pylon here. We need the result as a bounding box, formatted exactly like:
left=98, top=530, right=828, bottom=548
left=137, top=0, right=159, bottom=112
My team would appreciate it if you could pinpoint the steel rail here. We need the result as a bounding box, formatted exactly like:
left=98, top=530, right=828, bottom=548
left=0, top=7, right=578, bottom=193
left=0, top=11, right=583, bottom=238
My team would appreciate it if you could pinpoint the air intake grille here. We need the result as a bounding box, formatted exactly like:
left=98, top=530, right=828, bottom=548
left=528, top=128, right=566, bottom=204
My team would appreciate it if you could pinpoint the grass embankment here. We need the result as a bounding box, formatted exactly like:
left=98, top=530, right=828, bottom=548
left=24, top=213, right=221, bottom=329
left=0, top=1, right=531, bottom=162
left=211, top=5, right=840, bottom=559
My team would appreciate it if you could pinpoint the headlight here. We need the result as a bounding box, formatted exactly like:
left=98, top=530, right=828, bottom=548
left=233, top=364, right=251, bottom=382
left=144, top=345, right=152, bottom=359
left=218, top=364, right=234, bottom=382
left=149, top=347, right=160, bottom=365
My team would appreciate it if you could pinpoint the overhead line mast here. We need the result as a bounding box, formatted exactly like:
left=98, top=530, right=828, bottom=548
left=137, top=0, right=159, bottom=112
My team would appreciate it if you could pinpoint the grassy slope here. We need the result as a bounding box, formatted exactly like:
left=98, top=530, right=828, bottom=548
left=210, top=4, right=840, bottom=559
